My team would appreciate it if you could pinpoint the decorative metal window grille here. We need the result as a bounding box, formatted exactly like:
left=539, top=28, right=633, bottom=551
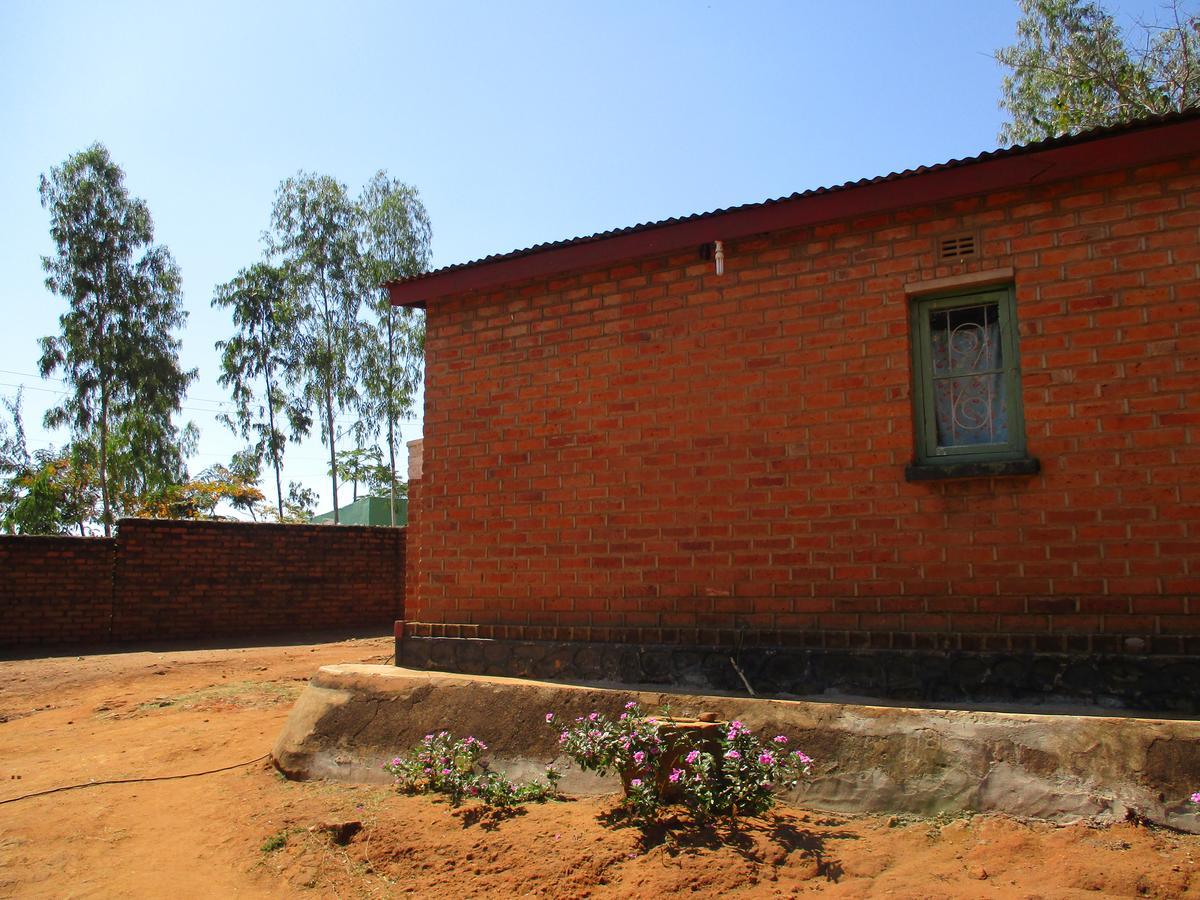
left=910, top=285, right=1027, bottom=465
left=930, top=302, right=1006, bottom=447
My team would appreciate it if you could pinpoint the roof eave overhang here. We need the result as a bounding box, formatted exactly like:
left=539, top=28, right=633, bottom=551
left=388, top=116, right=1200, bottom=309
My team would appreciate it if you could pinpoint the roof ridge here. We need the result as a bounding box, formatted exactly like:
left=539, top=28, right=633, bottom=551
left=388, top=109, right=1200, bottom=295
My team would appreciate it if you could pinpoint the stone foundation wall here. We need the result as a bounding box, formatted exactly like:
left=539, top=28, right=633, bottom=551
left=395, top=631, right=1200, bottom=713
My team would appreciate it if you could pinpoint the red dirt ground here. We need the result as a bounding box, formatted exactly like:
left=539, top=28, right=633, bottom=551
left=0, top=636, right=1196, bottom=898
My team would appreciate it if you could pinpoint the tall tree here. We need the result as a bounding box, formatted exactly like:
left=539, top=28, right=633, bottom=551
left=38, top=143, right=196, bottom=535
left=267, top=173, right=363, bottom=524
left=358, top=172, right=431, bottom=525
left=212, top=262, right=308, bottom=519
left=997, top=0, right=1200, bottom=144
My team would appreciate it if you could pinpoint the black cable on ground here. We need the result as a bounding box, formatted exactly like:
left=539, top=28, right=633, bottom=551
left=0, top=753, right=271, bottom=806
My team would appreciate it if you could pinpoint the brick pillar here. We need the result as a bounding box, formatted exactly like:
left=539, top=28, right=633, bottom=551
left=398, top=438, right=423, bottom=654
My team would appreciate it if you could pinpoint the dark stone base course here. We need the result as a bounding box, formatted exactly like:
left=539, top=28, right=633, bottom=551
left=397, top=635, right=1200, bottom=714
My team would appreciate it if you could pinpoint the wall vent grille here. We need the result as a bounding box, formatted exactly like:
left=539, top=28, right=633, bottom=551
left=939, top=233, right=978, bottom=260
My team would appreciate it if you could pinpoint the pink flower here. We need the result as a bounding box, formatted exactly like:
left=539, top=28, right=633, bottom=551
left=545, top=713, right=554, bottom=723
left=669, top=769, right=683, bottom=783
left=793, top=751, right=812, bottom=765
left=686, top=750, right=701, bottom=764
left=441, top=768, right=452, bottom=776
left=559, top=731, right=568, bottom=744
left=725, top=749, right=741, bottom=760
left=588, top=712, right=599, bottom=721
left=1192, top=792, right=1200, bottom=804
left=758, top=752, right=775, bottom=766
left=633, top=751, right=646, bottom=765
left=624, top=701, right=638, bottom=709
left=773, top=735, right=788, bottom=744
left=630, top=778, right=643, bottom=788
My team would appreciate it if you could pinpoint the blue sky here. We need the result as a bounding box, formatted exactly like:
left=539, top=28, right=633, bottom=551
left=0, top=0, right=1171, bottom=519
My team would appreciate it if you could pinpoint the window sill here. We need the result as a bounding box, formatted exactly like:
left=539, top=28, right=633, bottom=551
left=904, top=457, right=1040, bottom=482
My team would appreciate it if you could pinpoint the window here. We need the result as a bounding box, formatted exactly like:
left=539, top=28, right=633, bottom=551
left=906, top=285, right=1038, bottom=481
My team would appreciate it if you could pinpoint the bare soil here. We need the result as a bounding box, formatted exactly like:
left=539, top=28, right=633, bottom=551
left=0, top=637, right=1196, bottom=898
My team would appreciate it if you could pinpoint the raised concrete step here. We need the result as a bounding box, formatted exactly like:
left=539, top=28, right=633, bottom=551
left=272, top=664, right=1200, bottom=832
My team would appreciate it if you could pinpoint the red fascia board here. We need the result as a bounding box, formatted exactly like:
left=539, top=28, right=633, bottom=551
left=389, top=117, right=1200, bottom=309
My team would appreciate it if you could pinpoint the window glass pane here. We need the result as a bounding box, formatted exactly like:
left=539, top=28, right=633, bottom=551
left=929, top=302, right=1008, bottom=447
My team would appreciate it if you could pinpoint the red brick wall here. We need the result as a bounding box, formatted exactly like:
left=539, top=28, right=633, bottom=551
left=0, top=520, right=406, bottom=647
left=410, top=154, right=1200, bottom=655
left=113, top=519, right=405, bottom=641
left=0, top=536, right=115, bottom=645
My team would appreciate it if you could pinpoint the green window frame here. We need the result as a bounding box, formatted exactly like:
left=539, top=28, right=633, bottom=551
left=907, top=285, right=1036, bottom=480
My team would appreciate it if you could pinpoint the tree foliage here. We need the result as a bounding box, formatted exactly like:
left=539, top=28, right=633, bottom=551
left=132, top=451, right=264, bottom=520
left=276, top=480, right=318, bottom=524
left=266, top=173, right=364, bottom=524
left=38, top=143, right=196, bottom=535
left=0, top=391, right=100, bottom=535
left=212, top=262, right=308, bottom=519
left=998, top=0, right=1200, bottom=144
left=357, top=172, right=431, bottom=525
left=330, top=445, right=381, bottom=503
left=223, top=169, right=432, bottom=525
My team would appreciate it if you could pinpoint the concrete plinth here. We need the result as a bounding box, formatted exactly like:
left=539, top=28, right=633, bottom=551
left=272, top=664, right=1200, bottom=832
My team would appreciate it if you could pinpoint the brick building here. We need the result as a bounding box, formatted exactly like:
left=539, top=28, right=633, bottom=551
left=390, top=113, right=1200, bottom=710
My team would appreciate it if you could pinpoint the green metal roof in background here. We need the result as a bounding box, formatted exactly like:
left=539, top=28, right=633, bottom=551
left=312, top=496, right=408, bottom=527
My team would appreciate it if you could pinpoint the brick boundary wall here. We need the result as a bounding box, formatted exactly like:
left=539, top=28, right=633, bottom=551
left=1, top=536, right=115, bottom=646
left=0, top=519, right=405, bottom=648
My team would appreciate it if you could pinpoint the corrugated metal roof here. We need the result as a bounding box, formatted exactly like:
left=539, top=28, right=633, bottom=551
left=388, top=109, right=1200, bottom=296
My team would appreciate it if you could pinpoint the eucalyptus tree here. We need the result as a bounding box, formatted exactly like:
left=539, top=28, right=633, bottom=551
left=212, top=262, right=309, bottom=519
left=38, top=143, right=195, bottom=535
left=358, top=172, right=431, bottom=524
left=267, top=173, right=364, bottom=523
left=998, top=0, right=1200, bottom=145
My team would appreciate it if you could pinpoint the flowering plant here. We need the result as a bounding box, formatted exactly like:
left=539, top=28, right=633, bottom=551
left=1192, top=791, right=1200, bottom=805
left=549, top=702, right=666, bottom=780
left=674, top=721, right=812, bottom=820
left=384, top=731, right=559, bottom=809
left=550, top=704, right=812, bottom=823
